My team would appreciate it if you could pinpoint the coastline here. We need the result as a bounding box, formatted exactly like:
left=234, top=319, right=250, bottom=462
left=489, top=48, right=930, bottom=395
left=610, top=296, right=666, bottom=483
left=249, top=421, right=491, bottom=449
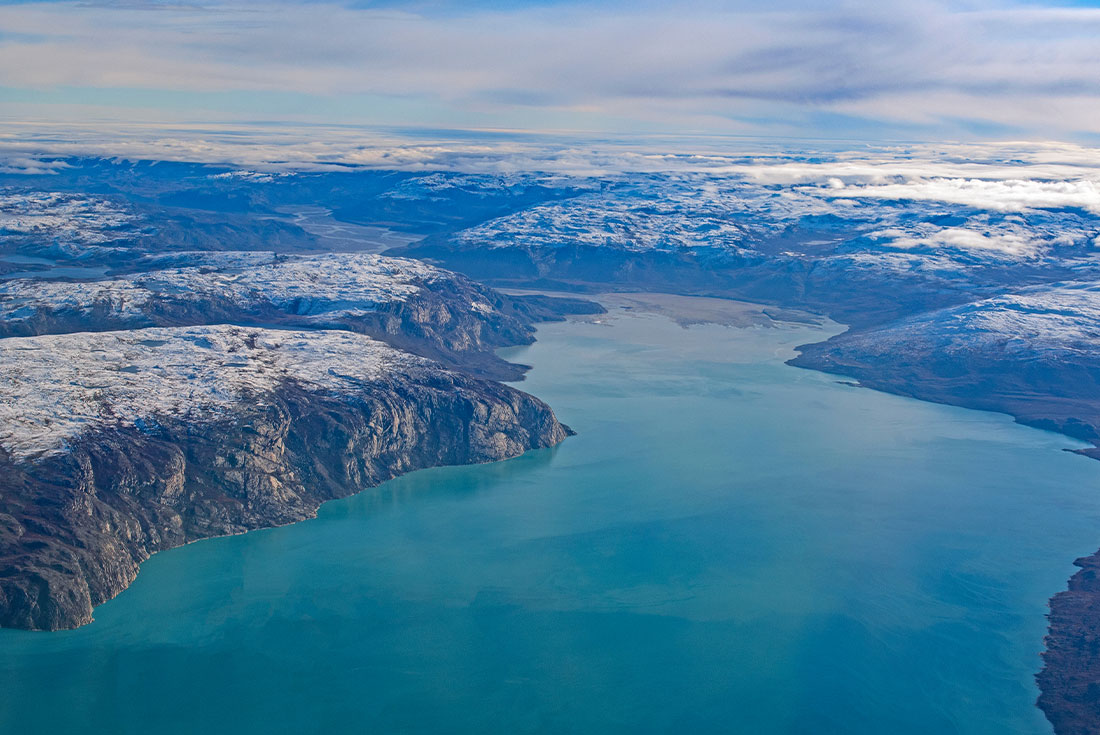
left=4, top=285, right=1095, bottom=732
left=787, top=350, right=1100, bottom=463
left=0, top=370, right=570, bottom=631
left=501, top=289, right=825, bottom=331
left=3, top=291, right=1096, bottom=733
left=0, top=296, right=588, bottom=631
left=1038, top=552, right=1100, bottom=735
left=540, top=290, right=1100, bottom=735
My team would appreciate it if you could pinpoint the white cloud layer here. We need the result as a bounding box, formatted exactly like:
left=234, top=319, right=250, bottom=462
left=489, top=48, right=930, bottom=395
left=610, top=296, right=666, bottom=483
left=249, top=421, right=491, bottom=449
left=827, top=179, right=1100, bottom=215
left=5, top=122, right=1100, bottom=232
left=1, top=1, right=1100, bottom=137
left=870, top=225, right=1044, bottom=258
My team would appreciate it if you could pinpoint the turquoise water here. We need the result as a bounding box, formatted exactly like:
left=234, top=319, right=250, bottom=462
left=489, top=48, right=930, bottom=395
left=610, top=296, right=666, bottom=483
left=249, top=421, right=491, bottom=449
left=3, top=304, right=1100, bottom=734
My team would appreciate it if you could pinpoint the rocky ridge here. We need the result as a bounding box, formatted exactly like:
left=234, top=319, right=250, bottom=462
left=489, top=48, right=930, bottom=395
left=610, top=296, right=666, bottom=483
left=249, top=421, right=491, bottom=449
left=0, top=252, right=601, bottom=380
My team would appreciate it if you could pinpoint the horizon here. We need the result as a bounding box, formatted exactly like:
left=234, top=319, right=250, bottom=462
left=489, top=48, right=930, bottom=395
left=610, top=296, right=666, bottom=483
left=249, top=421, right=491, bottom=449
left=3, top=0, right=1100, bottom=143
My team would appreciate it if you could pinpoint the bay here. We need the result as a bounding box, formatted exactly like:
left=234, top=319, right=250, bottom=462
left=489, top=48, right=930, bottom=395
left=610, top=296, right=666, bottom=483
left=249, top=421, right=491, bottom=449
left=3, top=300, right=1099, bottom=734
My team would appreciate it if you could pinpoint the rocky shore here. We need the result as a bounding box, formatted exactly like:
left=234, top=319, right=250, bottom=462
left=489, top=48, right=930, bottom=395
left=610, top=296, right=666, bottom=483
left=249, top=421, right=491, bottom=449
left=0, top=326, right=570, bottom=631
left=787, top=284, right=1100, bottom=460
left=0, top=248, right=599, bottom=632
left=1038, top=552, right=1100, bottom=735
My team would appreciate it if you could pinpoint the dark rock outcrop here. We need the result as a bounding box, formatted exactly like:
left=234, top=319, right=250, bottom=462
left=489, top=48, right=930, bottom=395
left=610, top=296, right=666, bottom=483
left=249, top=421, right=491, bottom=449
left=0, top=372, right=568, bottom=631
left=1039, top=551, right=1100, bottom=735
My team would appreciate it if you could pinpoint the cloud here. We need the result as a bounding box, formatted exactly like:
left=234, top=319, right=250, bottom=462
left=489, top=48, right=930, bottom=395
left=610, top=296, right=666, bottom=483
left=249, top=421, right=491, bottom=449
left=871, top=225, right=1044, bottom=259
left=826, top=178, right=1100, bottom=214
left=7, top=122, right=1100, bottom=184
left=4, top=122, right=1098, bottom=273
left=0, top=0, right=1099, bottom=138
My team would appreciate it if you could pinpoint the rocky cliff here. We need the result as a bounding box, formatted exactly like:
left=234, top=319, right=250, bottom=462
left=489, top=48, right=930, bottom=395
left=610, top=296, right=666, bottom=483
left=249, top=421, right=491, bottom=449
left=1038, top=552, right=1100, bottom=735
left=0, top=326, right=569, bottom=630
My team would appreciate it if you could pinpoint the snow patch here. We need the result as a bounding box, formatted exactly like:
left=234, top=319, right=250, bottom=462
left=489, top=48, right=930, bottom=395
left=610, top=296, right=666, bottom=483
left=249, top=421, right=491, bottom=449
left=0, top=325, right=428, bottom=461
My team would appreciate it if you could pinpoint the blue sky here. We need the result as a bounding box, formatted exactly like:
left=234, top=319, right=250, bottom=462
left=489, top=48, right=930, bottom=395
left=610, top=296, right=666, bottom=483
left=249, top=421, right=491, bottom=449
left=1, top=0, right=1099, bottom=142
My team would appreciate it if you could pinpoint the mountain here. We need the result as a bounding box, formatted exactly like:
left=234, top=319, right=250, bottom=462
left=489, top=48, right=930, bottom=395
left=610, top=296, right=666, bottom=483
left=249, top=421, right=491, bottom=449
left=0, top=325, right=569, bottom=631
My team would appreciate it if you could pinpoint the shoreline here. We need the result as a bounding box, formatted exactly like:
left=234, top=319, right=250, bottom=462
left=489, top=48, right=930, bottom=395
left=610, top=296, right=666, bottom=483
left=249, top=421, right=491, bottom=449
left=6, top=283, right=1097, bottom=733
left=522, top=289, right=1100, bottom=460
left=1038, top=551, right=1100, bottom=734
left=522, top=288, right=1100, bottom=735
left=500, top=289, right=826, bottom=330
left=2, top=289, right=1092, bottom=733
left=0, top=298, right=581, bottom=632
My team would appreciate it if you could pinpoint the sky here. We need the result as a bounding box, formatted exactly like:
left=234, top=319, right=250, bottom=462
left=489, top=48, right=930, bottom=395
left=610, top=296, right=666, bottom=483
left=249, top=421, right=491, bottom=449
left=1, top=0, right=1100, bottom=142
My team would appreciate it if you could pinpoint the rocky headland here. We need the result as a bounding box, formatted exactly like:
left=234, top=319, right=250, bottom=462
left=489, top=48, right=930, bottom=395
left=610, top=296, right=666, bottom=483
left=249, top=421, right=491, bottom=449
left=787, top=283, right=1100, bottom=459
left=0, top=243, right=598, bottom=632
left=0, top=326, right=569, bottom=631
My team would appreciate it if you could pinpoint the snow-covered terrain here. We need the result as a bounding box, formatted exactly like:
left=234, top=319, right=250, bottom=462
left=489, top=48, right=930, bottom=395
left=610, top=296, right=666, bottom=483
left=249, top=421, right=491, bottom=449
left=0, top=252, right=467, bottom=326
left=0, top=325, right=426, bottom=460
left=788, top=280, right=1100, bottom=452
left=3, top=152, right=1100, bottom=452
left=454, top=173, right=1100, bottom=271
left=833, top=283, right=1100, bottom=359
left=380, top=171, right=583, bottom=201
left=138, top=252, right=445, bottom=315
left=0, top=190, right=140, bottom=248
left=937, top=284, right=1100, bottom=355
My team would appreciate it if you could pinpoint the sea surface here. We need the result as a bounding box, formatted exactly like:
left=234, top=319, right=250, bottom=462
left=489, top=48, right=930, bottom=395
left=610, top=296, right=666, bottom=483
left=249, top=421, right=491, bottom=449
left=3, top=302, right=1100, bottom=734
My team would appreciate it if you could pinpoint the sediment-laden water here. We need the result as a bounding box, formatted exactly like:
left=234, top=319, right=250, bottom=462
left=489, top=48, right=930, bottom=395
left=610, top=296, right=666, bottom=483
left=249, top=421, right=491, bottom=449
left=2, top=301, right=1098, bottom=734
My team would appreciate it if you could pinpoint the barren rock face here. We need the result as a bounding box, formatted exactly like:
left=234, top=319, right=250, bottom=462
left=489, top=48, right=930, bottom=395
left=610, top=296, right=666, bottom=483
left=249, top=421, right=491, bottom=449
left=1038, top=554, right=1100, bottom=735
left=0, top=325, right=569, bottom=631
